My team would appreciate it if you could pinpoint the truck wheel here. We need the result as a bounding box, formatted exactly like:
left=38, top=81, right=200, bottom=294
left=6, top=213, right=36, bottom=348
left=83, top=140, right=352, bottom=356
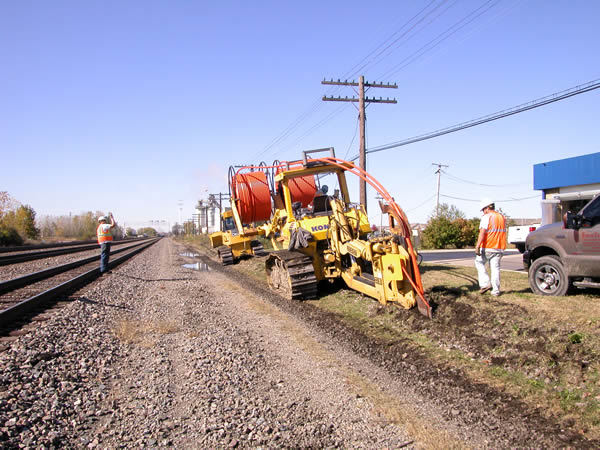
left=528, top=255, right=569, bottom=296
left=516, top=243, right=525, bottom=253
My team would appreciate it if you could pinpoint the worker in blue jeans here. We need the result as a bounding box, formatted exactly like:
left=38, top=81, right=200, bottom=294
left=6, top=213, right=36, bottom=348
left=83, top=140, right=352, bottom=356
left=97, top=213, right=116, bottom=274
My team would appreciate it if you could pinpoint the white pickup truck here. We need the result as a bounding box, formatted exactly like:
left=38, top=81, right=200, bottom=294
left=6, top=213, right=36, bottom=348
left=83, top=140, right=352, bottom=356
left=508, top=224, right=541, bottom=253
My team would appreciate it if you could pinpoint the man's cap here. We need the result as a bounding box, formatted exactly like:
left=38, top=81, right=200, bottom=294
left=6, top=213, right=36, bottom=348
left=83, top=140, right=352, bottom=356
left=98, top=216, right=107, bottom=222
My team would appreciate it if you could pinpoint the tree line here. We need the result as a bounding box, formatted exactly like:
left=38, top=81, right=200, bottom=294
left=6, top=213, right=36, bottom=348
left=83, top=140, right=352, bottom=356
left=1, top=190, right=503, bottom=249
left=0, top=192, right=39, bottom=246
left=0, top=191, right=160, bottom=246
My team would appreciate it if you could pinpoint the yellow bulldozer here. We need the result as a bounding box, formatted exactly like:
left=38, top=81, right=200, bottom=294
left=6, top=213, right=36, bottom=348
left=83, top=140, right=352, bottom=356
left=209, top=208, right=267, bottom=265
left=229, top=148, right=432, bottom=318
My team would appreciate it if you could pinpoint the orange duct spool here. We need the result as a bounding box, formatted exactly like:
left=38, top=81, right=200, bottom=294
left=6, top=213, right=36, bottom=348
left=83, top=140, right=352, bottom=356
left=276, top=169, right=317, bottom=208
left=233, top=171, right=272, bottom=224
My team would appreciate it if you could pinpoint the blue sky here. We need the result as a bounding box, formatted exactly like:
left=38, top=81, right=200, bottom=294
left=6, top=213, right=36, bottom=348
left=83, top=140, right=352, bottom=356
left=1, top=0, right=599, bottom=231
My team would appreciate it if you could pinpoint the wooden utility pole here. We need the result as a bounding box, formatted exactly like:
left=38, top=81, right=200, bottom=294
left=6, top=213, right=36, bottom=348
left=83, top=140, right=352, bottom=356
left=322, top=76, right=397, bottom=212
left=432, top=163, right=449, bottom=216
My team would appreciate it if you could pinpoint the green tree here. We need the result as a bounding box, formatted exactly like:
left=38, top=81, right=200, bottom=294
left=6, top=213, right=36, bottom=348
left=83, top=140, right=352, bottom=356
left=1, top=205, right=40, bottom=240
left=454, top=217, right=480, bottom=248
left=422, top=216, right=461, bottom=249
left=422, top=203, right=476, bottom=249
left=435, top=203, right=465, bottom=220
left=137, top=227, right=157, bottom=237
left=0, top=224, right=23, bottom=246
left=0, top=192, right=26, bottom=245
left=16, top=205, right=40, bottom=239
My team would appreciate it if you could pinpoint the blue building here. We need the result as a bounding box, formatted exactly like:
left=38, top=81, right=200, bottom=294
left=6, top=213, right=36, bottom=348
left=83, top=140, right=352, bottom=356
left=533, top=152, right=600, bottom=223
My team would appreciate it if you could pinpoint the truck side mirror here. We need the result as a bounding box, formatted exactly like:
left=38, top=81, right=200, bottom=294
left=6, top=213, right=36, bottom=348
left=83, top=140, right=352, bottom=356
left=565, top=211, right=582, bottom=230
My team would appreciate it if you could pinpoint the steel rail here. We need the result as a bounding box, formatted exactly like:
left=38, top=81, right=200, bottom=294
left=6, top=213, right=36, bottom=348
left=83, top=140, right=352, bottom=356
left=0, top=239, right=156, bottom=295
left=0, top=238, right=160, bottom=328
left=0, top=238, right=151, bottom=265
left=0, top=238, right=142, bottom=254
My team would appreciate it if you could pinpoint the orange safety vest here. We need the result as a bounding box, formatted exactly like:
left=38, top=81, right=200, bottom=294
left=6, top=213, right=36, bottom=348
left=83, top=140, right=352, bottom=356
left=482, top=211, right=507, bottom=250
left=97, top=224, right=113, bottom=244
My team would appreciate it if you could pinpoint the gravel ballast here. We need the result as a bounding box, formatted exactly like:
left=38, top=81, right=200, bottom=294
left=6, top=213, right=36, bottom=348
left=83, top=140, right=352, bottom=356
left=0, top=238, right=429, bottom=448
left=4, top=236, right=588, bottom=447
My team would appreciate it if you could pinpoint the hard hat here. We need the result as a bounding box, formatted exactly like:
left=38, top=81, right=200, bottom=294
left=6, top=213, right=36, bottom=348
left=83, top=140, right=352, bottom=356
left=479, top=198, right=493, bottom=211
left=98, top=216, right=106, bottom=222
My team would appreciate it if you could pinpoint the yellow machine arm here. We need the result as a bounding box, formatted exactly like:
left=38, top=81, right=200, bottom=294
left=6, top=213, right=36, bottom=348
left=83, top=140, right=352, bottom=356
left=327, top=197, right=417, bottom=310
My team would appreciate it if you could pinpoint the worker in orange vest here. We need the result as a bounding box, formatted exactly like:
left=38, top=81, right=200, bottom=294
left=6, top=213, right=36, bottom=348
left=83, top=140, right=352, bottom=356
left=97, top=213, right=116, bottom=274
left=475, top=199, right=507, bottom=296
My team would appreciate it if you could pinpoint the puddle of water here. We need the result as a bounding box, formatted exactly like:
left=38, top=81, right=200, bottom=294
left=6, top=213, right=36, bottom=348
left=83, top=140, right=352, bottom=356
left=180, top=252, right=200, bottom=258
left=182, top=262, right=211, bottom=271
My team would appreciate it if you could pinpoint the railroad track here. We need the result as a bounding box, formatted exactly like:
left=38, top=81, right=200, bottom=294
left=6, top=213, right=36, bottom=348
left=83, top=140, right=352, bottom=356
left=0, top=239, right=98, bottom=253
left=0, top=238, right=147, bottom=265
left=0, top=238, right=160, bottom=332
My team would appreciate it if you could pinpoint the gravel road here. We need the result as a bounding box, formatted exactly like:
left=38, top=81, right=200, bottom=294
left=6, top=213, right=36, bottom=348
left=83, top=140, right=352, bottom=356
left=1, top=237, right=589, bottom=448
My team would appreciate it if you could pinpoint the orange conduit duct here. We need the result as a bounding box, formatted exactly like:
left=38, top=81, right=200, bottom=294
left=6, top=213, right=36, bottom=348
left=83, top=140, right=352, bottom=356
left=275, top=168, right=317, bottom=207
left=305, top=157, right=428, bottom=301
left=231, top=171, right=272, bottom=223
left=232, top=158, right=430, bottom=314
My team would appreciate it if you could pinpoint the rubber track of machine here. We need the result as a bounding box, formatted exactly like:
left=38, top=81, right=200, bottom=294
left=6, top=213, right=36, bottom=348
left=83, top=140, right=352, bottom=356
left=250, top=240, right=267, bottom=257
left=217, top=246, right=234, bottom=265
left=268, top=250, right=317, bottom=300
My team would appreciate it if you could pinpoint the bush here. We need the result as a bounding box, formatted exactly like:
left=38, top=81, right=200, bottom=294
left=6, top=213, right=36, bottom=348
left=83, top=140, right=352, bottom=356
left=422, top=216, right=461, bottom=249
left=421, top=203, right=480, bottom=249
left=455, top=218, right=480, bottom=248
left=0, top=225, right=24, bottom=246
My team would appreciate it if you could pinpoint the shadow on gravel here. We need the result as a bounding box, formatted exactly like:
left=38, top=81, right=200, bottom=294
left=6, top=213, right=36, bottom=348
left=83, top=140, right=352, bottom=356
left=114, top=274, right=195, bottom=282
left=75, top=296, right=133, bottom=310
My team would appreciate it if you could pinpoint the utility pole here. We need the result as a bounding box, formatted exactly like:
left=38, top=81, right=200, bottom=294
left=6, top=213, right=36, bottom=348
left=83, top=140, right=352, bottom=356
left=210, top=192, right=230, bottom=231
left=322, top=76, right=397, bottom=212
left=432, top=163, right=449, bottom=216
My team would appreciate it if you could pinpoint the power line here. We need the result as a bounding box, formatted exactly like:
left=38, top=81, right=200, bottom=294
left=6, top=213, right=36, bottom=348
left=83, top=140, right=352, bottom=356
left=406, top=193, right=437, bottom=212
left=378, top=0, right=501, bottom=80
left=350, top=0, right=454, bottom=77
left=365, top=78, right=600, bottom=155
left=282, top=103, right=350, bottom=153
left=441, top=170, right=529, bottom=187
left=343, top=115, right=360, bottom=160
left=253, top=100, right=323, bottom=160
left=412, top=0, right=523, bottom=75
left=251, top=1, right=456, bottom=161
left=440, top=193, right=539, bottom=202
